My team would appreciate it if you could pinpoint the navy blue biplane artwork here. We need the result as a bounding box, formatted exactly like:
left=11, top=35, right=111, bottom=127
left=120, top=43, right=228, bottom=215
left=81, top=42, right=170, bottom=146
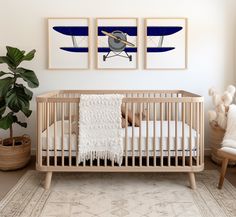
left=48, top=18, right=89, bottom=69
left=97, top=26, right=137, bottom=62
left=145, top=18, right=187, bottom=69
left=53, top=26, right=89, bottom=53
left=147, top=26, right=182, bottom=53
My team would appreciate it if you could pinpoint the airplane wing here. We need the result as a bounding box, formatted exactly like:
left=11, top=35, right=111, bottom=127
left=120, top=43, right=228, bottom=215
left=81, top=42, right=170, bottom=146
left=147, top=26, right=182, bottom=36
left=98, top=47, right=137, bottom=52
left=60, top=47, right=88, bottom=52
left=53, top=26, right=88, bottom=36
left=147, top=47, right=175, bottom=52
left=98, top=26, right=137, bottom=36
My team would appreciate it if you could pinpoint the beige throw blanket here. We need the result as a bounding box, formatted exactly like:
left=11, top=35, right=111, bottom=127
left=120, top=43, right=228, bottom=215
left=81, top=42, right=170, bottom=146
left=79, top=94, right=123, bottom=165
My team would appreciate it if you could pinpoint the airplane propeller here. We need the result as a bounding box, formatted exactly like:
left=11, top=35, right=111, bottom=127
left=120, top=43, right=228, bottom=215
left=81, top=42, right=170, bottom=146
left=101, top=30, right=135, bottom=47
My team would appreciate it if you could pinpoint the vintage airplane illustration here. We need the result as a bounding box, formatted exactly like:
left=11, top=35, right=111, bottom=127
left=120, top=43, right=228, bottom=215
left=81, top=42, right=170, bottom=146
left=98, top=26, right=137, bottom=61
left=147, top=26, right=183, bottom=52
left=53, top=26, right=89, bottom=53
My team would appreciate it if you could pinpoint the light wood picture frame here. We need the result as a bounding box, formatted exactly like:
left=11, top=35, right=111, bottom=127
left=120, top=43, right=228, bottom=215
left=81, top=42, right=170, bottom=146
left=96, top=18, right=138, bottom=70
left=48, top=18, right=90, bottom=70
left=145, top=18, right=187, bottom=70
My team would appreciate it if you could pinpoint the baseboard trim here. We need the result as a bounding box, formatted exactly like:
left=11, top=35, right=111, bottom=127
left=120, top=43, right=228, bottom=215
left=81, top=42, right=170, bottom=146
left=31, top=148, right=212, bottom=156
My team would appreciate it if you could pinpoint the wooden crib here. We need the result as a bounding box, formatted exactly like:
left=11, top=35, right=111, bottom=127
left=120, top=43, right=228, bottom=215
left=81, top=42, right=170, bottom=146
left=36, top=90, right=204, bottom=189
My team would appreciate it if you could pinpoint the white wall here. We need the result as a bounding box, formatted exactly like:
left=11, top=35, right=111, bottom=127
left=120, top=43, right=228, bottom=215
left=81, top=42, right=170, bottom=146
left=0, top=0, right=235, bottom=152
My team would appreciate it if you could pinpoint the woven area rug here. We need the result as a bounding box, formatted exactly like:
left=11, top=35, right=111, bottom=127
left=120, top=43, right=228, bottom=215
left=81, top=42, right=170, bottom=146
left=0, top=170, right=236, bottom=217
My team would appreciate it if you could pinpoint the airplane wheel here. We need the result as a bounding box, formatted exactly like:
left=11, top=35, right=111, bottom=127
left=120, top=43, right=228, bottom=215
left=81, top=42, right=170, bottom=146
left=129, top=55, right=132, bottom=61
left=103, top=55, right=106, bottom=61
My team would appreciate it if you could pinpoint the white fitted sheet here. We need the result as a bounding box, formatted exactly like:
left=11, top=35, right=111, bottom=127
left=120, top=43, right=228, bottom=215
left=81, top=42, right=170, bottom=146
left=41, top=120, right=198, bottom=157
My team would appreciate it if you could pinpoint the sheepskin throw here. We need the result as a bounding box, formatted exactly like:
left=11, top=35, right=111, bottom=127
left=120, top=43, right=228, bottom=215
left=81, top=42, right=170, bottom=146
left=222, top=104, right=236, bottom=148
left=79, top=94, right=124, bottom=165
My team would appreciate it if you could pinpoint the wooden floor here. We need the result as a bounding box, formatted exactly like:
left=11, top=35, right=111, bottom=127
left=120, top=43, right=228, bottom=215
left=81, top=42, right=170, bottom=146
left=0, top=156, right=235, bottom=201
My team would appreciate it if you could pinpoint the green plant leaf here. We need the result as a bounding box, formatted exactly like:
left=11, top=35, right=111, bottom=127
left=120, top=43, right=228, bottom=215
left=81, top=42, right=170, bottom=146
left=6, top=86, right=29, bottom=113
left=0, top=113, right=15, bottom=130
left=0, top=98, right=6, bottom=117
left=0, top=56, right=14, bottom=68
left=16, top=121, right=27, bottom=128
left=21, top=107, right=32, bottom=117
left=6, top=85, right=31, bottom=117
left=16, top=84, right=33, bottom=100
left=6, top=46, right=24, bottom=67
left=0, top=77, right=14, bottom=97
left=23, top=86, right=33, bottom=100
left=16, top=67, right=39, bottom=88
left=23, top=49, right=36, bottom=61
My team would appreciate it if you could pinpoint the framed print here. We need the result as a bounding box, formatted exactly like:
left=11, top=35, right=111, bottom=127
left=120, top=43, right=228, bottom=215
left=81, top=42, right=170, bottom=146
left=145, top=18, right=187, bottom=70
left=48, top=18, right=90, bottom=69
left=96, top=18, right=138, bottom=69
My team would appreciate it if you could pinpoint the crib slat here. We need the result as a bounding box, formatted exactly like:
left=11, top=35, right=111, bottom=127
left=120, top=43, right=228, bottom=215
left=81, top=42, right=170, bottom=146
left=142, top=93, right=145, bottom=115
left=160, top=102, right=163, bottom=167
left=175, top=102, right=178, bottom=166
left=146, top=103, right=149, bottom=167
left=190, top=103, right=193, bottom=166
left=182, top=102, right=185, bottom=166
left=46, top=102, right=49, bottom=166
left=43, top=103, right=45, bottom=132
left=69, top=103, right=72, bottom=166
left=168, top=103, right=171, bottom=167
left=165, top=93, right=167, bottom=120
left=61, top=103, right=65, bottom=166
left=125, top=103, right=128, bottom=167
left=196, top=103, right=199, bottom=166
left=76, top=103, right=79, bottom=166
left=170, top=93, right=173, bottom=120
left=148, top=93, right=151, bottom=120
left=200, top=102, right=204, bottom=165
left=37, top=103, right=42, bottom=167
left=132, top=103, right=135, bottom=167
left=199, top=102, right=202, bottom=166
left=139, top=103, right=142, bottom=167
left=54, top=103, right=57, bottom=166
left=45, top=103, right=47, bottom=131
left=153, top=102, right=156, bottom=167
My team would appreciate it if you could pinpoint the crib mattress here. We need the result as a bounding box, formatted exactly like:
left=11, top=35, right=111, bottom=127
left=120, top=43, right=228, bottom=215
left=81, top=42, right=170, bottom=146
left=41, top=120, right=198, bottom=157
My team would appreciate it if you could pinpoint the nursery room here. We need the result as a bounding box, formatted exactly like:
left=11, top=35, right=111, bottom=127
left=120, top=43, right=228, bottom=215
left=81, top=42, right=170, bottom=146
left=0, top=0, right=236, bottom=216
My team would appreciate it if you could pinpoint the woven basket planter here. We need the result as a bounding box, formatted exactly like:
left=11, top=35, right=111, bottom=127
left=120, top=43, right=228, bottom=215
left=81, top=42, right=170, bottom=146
left=0, top=135, right=31, bottom=171
left=209, top=122, right=236, bottom=166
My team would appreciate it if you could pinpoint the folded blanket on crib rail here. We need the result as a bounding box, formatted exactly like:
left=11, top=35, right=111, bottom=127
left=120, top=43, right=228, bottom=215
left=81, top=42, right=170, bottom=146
left=222, top=104, right=236, bottom=149
left=79, top=94, right=124, bottom=165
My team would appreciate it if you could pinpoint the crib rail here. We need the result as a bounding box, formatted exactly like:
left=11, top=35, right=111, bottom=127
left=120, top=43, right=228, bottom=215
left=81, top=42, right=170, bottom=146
left=36, top=90, right=204, bottom=172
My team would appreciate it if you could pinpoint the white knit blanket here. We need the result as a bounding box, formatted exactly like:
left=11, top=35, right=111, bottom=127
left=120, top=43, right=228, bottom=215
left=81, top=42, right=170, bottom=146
left=222, top=104, right=236, bottom=149
left=79, top=94, right=124, bottom=165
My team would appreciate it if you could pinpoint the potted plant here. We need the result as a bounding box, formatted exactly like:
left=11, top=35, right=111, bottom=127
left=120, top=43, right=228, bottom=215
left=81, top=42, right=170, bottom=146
left=0, top=46, right=39, bottom=170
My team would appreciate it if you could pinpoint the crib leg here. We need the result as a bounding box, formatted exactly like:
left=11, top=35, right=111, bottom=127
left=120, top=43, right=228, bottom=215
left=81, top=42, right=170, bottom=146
left=44, top=172, right=53, bottom=190
left=188, top=172, right=196, bottom=190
